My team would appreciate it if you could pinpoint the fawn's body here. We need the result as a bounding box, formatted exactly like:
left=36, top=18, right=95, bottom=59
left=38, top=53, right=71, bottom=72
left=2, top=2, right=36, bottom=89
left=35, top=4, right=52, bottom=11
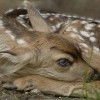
left=0, top=1, right=100, bottom=97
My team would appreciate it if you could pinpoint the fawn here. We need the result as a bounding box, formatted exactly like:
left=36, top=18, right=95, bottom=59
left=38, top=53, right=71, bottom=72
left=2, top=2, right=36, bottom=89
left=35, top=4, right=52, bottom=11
left=0, top=1, right=100, bottom=97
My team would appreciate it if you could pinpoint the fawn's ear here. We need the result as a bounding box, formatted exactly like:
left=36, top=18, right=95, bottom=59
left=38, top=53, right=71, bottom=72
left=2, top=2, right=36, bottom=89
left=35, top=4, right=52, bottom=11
left=0, top=52, right=28, bottom=75
left=0, top=31, right=32, bottom=75
left=0, top=49, right=32, bottom=75
left=24, top=1, right=52, bottom=33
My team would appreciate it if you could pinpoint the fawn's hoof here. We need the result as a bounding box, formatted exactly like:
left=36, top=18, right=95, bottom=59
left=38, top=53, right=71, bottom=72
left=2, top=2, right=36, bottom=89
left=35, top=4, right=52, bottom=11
left=2, top=82, right=17, bottom=90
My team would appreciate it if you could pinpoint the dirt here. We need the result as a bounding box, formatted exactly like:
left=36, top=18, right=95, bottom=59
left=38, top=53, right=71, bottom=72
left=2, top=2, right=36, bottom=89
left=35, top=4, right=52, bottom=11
left=0, top=82, right=87, bottom=100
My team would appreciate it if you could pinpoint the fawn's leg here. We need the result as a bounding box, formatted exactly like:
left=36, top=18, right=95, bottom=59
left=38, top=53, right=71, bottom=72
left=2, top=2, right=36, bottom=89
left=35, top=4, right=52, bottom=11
left=1, top=75, right=100, bottom=98
left=2, top=75, right=83, bottom=96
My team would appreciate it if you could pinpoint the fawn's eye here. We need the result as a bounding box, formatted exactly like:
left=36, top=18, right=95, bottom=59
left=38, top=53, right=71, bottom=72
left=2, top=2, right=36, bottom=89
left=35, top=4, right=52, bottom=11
left=57, top=58, right=72, bottom=67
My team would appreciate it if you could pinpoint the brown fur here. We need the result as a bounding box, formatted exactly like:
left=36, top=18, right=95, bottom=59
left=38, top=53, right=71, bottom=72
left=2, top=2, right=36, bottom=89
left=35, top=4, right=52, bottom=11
left=0, top=1, right=100, bottom=97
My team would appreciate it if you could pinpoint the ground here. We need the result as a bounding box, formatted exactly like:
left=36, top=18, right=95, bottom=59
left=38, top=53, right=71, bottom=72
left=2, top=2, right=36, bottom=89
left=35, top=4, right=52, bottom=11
left=0, top=82, right=89, bottom=100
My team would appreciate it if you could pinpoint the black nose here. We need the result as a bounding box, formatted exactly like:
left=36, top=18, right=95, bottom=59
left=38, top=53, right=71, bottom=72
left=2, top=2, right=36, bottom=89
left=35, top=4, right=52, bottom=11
left=86, top=69, right=100, bottom=82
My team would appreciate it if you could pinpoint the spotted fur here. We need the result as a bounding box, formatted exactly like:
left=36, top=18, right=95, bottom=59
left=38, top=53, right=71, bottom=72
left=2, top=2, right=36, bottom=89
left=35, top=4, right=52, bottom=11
left=4, top=7, right=100, bottom=51
left=0, top=1, right=100, bottom=97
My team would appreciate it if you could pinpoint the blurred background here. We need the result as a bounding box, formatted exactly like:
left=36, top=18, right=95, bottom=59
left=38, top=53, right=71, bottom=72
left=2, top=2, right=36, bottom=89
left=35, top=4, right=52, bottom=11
left=0, top=0, right=100, bottom=19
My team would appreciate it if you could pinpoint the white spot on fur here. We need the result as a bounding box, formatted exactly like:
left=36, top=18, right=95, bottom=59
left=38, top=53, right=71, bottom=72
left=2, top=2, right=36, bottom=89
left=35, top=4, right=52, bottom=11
left=79, top=43, right=88, bottom=48
left=56, top=22, right=63, bottom=28
left=22, top=23, right=29, bottom=28
left=65, top=27, right=78, bottom=33
left=98, top=25, right=100, bottom=28
left=93, top=46, right=99, bottom=52
left=70, top=34, right=78, bottom=38
left=81, top=21, right=87, bottom=24
left=19, top=15, right=25, bottom=18
left=17, top=7, right=22, bottom=10
left=61, top=14, right=66, bottom=17
left=51, top=13, right=56, bottom=16
left=95, top=20, right=100, bottom=23
left=70, top=34, right=84, bottom=41
left=45, top=13, right=51, bottom=16
left=5, top=30, right=12, bottom=34
left=0, top=20, right=5, bottom=29
left=66, top=27, right=72, bottom=32
left=80, top=31, right=90, bottom=37
left=8, top=33, right=15, bottom=40
left=55, top=14, right=60, bottom=17
left=51, top=25, right=57, bottom=31
left=72, top=28, right=78, bottom=33
left=28, top=28, right=34, bottom=31
left=0, top=20, right=3, bottom=25
left=16, top=16, right=28, bottom=28
left=72, top=15, right=79, bottom=18
left=90, top=32, right=94, bottom=36
left=41, top=14, right=48, bottom=18
left=5, top=30, right=15, bottom=40
left=78, top=36, right=84, bottom=41
left=17, top=39, right=27, bottom=47
left=49, top=18, right=53, bottom=21
left=31, top=88, right=40, bottom=93
left=5, top=9, right=14, bottom=14
left=72, top=20, right=79, bottom=24
left=90, top=37, right=96, bottom=42
left=87, top=18, right=93, bottom=21
left=84, top=24, right=95, bottom=30
left=67, top=15, right=72, bottom=17
left=80, top=17, right=86, bottom=20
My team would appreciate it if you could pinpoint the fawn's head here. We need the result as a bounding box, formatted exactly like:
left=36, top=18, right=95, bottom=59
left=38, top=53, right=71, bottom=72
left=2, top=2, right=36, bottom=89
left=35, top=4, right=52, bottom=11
left=0, top=1, right=98, bottom=82
left=16, top=1, right=96, bottom=82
